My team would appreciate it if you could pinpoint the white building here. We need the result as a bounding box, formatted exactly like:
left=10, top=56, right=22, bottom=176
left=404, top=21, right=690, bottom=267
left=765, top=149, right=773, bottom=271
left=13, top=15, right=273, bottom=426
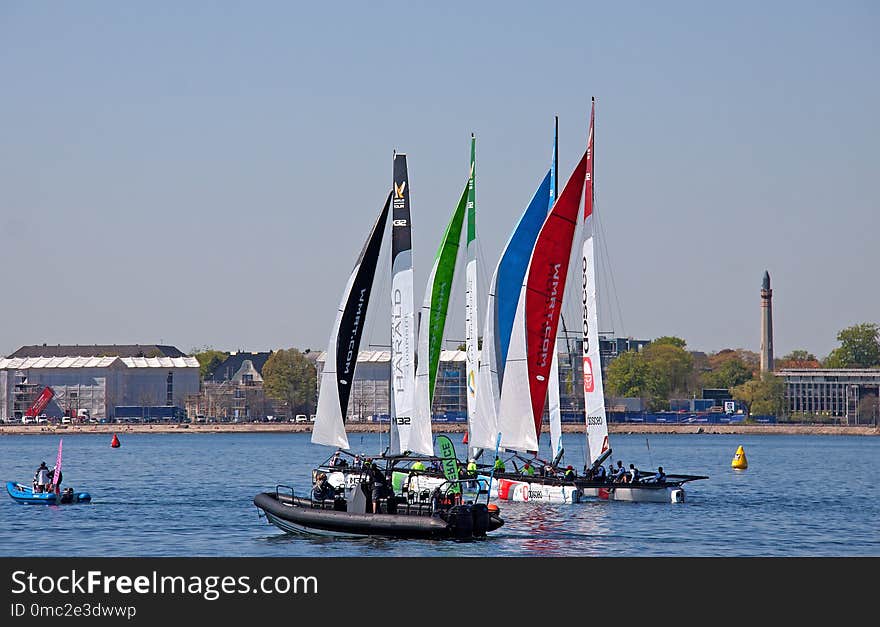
left=0, top=355, right=200, bottom=422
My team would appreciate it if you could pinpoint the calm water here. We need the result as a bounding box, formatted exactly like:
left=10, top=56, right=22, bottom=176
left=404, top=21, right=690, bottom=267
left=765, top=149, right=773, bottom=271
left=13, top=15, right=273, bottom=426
left=1, top=431, right=878, bottom=557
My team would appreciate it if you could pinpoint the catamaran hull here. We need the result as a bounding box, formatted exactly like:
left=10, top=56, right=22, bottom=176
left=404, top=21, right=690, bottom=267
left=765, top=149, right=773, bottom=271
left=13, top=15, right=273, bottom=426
left=484, top=476, right=581, bottom=504
left=595, top=485, right=685, bottom=503
left=253, top=492, right=503, bottom=540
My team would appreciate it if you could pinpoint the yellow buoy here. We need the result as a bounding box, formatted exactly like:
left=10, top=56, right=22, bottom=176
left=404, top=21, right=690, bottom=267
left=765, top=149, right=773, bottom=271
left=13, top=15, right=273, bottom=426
left=731, top=445, right=748, bottom=470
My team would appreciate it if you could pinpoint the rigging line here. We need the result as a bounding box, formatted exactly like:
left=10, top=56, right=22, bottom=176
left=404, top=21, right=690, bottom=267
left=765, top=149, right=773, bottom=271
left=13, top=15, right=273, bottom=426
left=594, top=202, right=626, bottom=337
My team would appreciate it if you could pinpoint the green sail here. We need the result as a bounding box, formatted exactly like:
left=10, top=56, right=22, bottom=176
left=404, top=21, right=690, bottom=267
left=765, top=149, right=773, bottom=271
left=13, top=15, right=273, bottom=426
left=426, top=183, right=468, bottom=402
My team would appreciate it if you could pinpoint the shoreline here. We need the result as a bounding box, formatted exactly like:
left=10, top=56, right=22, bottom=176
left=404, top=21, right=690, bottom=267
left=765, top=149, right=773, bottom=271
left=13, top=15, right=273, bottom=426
left=1, top=423, right=877, bottom=436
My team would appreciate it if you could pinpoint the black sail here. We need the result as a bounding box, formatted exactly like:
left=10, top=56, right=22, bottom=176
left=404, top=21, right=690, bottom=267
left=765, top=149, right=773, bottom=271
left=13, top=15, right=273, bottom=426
left=335, top=193, right=391, bottom=415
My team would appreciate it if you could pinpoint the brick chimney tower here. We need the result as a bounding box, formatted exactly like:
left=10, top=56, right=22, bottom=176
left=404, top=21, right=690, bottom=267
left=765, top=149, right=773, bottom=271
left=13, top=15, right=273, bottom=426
left=760, top=270, right=774, bottom=373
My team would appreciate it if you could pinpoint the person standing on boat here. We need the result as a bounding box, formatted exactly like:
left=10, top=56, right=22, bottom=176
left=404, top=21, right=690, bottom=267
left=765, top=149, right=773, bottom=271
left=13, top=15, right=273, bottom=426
left=466, top=458, right=477, bottom=477
left=411, top=460, right=426, bottom=471
left=564, top=465, right=577, bottom=481
left=521, top=462, right=535, bottom=477
left=33, top=462, right=50, bottom=493
left=368, top=462, right=390, bottom=514
left=493, top=456, right=505, bottom=474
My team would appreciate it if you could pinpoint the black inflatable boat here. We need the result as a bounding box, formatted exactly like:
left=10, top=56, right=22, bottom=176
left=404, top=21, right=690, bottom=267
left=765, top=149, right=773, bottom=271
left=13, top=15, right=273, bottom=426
left=254, top=479, right=504, bottom=540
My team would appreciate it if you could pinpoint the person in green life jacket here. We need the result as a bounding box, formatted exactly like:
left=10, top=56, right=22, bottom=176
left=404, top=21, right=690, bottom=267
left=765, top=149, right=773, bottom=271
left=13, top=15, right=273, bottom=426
left=466, top=458, right=477, bottom=477
left=411, top=460, right=426, bottom=471
left=493, top=456, right=505, bottom=473
left=521, top=462, right=535, bottom=476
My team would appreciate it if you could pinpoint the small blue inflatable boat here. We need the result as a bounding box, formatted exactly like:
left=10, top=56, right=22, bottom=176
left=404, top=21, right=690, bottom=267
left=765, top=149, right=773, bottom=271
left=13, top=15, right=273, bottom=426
left=6, top=481, right=91, bottom=505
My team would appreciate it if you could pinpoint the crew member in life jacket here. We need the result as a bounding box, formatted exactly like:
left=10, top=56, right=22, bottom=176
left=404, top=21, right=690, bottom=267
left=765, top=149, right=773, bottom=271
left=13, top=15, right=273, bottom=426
left=650, top=466, right=666, bottom=483
left=563, top=465, right=577, bottom=481
left=493, top=457, right=505, bottom=473
left=466, top=458, right=477, bottom=477
left=628, top=464, right=640, bottom=484
left=520, top=462, right=535, bottom=477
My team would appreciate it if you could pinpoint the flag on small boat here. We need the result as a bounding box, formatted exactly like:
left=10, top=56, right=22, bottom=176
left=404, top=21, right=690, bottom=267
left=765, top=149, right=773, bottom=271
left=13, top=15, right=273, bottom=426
left=51, top=439, right=63, bottom=493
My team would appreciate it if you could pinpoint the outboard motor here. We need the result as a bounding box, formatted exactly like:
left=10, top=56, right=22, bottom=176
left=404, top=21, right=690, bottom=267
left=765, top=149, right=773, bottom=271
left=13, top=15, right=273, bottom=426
left=471, top=503, right=489, bottom=537
left=670, top=488, right=685, bottom=503
left=446, top=504, right=474, bottom=539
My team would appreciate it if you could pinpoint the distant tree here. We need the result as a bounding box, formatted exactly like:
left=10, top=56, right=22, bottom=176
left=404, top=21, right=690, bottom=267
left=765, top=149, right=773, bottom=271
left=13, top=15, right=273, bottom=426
left=651, top=336, right=687, bottom=349
left=708, top=348, right=759, bottom=375
left=605, top=351, right=666, bottom=411
left=731, top=373, right=784, bottom=417
left=783, top=350, right=817, bottom=362
left=702, top=356, right=753, bottom=390
left=262, top=348, right=317, bottom=415
left=776, top=349, right=820, bottom=369
left=823, top=323, right=880, bottom=368
left=192, top=348, right=230, bottom=380
left=643, top=341, right=694, bottom=398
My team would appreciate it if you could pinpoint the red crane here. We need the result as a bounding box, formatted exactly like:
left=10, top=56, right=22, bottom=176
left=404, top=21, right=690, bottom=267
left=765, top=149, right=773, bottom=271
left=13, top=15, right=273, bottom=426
left=25, top=386, right=54, bottom=418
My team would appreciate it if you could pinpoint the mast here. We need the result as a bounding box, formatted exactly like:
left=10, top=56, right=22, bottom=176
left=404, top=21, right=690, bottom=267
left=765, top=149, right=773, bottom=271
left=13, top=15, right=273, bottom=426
left=312, top=194, right=391, bottom=450
left=389, top=153, right=417, bottom=455
left=547, top=116, right=564, bottom=461
left=465, top=134, right=479, bottom=458
left=582, top=97, right=609, bottom=464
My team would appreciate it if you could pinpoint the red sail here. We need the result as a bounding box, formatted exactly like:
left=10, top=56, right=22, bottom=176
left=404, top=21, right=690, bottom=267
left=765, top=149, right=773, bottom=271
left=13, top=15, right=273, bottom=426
left=523, top=141, right=590, bottom=440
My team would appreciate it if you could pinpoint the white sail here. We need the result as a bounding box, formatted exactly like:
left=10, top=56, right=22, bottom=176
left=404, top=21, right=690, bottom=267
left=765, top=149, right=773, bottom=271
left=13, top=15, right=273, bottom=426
left=472, top=268, right=501, bottom=451
left=390, top=154, right=418, bottom=455
left=312, top=270, right=359, bottom=450
left=548, top=351, right=563, bottom=459
left=465, top=136, right=479, bottom=451
left=496, top=283, right=540, bottom=453
left=582, top=100, right=608, bottom=464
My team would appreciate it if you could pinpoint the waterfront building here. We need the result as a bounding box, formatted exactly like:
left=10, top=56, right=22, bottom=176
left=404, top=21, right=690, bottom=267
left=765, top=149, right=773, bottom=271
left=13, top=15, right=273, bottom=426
left=0, top=344, right=199, bottom=422
left=778, top=368, right=880, bottom=425
left=186, top=351, right=279, bottom=422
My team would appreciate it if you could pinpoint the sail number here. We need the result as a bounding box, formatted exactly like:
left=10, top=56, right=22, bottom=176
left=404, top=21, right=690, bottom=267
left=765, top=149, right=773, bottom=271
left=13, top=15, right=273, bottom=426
left=587, top=416, right=605, bottom=426
left=395, top=417, right=411, bottom=425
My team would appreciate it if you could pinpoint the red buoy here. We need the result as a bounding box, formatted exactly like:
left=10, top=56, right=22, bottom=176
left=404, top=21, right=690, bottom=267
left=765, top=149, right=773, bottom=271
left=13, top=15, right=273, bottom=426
left=111, top=433, right=120, bottom=448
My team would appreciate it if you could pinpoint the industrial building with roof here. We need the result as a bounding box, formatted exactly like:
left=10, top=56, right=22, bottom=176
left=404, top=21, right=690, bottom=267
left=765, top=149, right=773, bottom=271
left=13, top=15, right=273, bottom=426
left=0, top=345, right=199, bottom=422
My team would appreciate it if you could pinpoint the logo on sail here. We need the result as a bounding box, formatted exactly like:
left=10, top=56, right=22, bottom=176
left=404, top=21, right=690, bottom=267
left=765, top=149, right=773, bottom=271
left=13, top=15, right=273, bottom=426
left=394, top=181, right=407, bottom=199
left=583, top=356, right=594, bottom=394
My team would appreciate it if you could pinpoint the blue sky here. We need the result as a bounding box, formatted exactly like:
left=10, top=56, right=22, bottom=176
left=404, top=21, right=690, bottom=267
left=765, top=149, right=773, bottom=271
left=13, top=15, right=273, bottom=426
left=1, top=2, right=877, bottom=359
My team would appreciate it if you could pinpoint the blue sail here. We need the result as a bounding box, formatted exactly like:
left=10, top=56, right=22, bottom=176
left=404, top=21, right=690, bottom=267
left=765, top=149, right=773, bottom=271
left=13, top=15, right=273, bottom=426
left=495, top=170, right=552, bottom=385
